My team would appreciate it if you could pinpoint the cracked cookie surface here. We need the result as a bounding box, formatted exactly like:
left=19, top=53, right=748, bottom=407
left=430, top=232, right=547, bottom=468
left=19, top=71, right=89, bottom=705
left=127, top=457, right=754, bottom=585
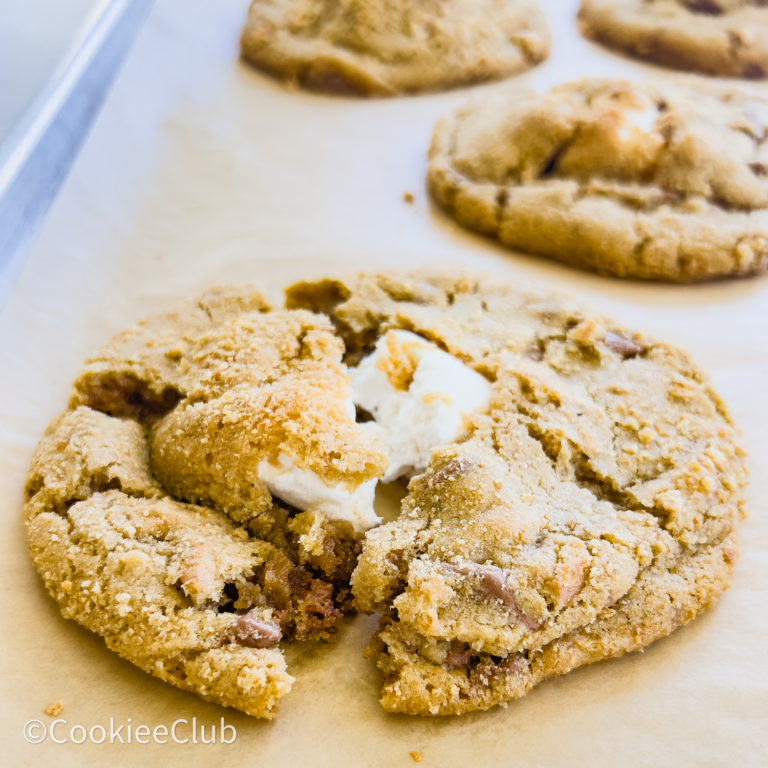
left=287, top=272, right=746, bottom=715
left=428, top=78, right=768, bottom=281
left=579, top=0, right=768, bottom=78
left=240, top=0, right=549, bottom=96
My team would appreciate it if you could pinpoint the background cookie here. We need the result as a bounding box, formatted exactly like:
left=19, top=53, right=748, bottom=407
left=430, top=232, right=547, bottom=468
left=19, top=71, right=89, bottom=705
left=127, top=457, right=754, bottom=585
left=288, top=272, right=746, bottom=715
left=240, top=0, right=549, bottom=96
left=428, top=78, right=768, bottom=281
left=579, top=0, right=768, bottom=78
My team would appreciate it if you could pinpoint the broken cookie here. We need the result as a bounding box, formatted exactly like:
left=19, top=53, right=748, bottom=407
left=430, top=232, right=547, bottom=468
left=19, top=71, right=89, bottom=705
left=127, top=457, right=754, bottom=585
left=26, top=287, right=387, bottom=718
left=26, top=273, right=746, bottom=717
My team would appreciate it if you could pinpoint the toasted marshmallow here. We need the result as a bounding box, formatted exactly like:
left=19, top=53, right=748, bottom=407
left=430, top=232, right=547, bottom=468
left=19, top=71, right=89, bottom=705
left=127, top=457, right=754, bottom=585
left=257, top=453, right=380, bottom=531
left=350, top=330, right=492, bottom=482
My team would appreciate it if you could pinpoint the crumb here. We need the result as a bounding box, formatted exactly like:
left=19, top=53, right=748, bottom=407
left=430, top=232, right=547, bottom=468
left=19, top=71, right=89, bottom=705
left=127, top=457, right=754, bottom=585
left=44, top=702, right=63, bottom=717
left=232, top=527, right=249, bottom=541
left=403, top=192, right=415, bottom=204
left=409, top=751, right=423, bottom=763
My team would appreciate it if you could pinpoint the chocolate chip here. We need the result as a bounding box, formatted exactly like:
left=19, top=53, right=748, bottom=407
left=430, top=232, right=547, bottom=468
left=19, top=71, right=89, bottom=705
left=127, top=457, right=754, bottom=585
left=354, top=405, right=374, bottom=423
left=684, top=0, right=724, bottom=14
left=429, top=457, right=475, bottom=486
left=604, top=331, right=645, bottom=358
left=443, top=563, right=542, bottom=630
left=475, top=566, right=517, bottom=609
left=227, top=610, right=282, bottom=648
left=444, top=644, right=471, bottom=668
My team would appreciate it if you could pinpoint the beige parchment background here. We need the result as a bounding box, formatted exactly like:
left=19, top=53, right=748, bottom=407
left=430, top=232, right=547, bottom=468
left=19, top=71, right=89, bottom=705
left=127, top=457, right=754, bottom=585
left=0, top=1, right=766, bottom=765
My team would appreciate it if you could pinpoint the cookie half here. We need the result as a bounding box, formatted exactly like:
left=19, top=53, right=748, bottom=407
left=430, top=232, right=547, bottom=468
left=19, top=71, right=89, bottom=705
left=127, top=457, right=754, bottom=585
left=287, top=272, right=746, bottom=715
left=26, top=286, right=389, bottom=718
left=428, top=78, right=768, bottom=281
left=579, top=0, right=768, bottom=78
left=240, top=0, right=549, bottom=96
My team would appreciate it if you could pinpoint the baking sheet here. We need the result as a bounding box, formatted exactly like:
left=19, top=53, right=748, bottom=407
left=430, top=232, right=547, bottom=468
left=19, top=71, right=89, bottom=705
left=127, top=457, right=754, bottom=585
left=1, top=1, right=766, bottom=765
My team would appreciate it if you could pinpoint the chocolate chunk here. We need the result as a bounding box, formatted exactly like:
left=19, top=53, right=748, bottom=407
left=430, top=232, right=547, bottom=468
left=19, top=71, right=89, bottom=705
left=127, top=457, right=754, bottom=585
left=444, top=563, right=542, bottom=630
left=444, top=643, right=471, bottom=668
left=475, top=565, right=518, bottom=609
left=227, top=610, right=282, bottom=648
left=604, top=331, right=645, bottom=358
left=429, top=457, right=476, bottom=487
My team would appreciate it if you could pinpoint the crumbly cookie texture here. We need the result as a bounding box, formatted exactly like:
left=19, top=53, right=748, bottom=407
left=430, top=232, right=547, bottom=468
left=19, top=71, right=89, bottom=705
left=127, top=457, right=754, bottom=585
left=579, top=0, right=768, bottom=79
left=240, top=0, right=549, bottom=96
left=287, top=272, right=746, bottom=715
left=428, top=78, right=768, bottom=281
left=27, top=286, right=388, bottom=718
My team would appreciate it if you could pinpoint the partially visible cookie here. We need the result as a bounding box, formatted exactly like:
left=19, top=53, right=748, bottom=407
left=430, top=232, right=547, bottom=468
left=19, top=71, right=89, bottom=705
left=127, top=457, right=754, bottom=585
left=288, top=272, right=746, bottom=715
left=240, top=0, right=549, bottom=96
left=428, top=78, right=768, bottom=281
left=579, top=0, right=768, bottom=78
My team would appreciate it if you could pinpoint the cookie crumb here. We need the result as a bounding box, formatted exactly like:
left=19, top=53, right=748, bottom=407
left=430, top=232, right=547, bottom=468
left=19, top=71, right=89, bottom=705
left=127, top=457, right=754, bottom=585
left=43, top=702, right=63, bottom=717
left=410, top=751, right=423, bottom=762
left=232, top=526, right=249, bottom=541
left=403, top=192, right=415, bottom=204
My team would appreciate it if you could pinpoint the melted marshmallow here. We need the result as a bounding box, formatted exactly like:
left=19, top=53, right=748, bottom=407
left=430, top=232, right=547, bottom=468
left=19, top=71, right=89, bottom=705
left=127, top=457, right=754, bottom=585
left=257, top=453, right=380, bottom=532
left=350, top=330, right=492, bottom=482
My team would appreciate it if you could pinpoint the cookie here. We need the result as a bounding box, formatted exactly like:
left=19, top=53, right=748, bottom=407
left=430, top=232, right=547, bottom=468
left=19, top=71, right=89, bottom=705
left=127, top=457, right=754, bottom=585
left=26, top=274, right=746, bottom=718
left=240, top=0, right=549, bottom=96
left=428, top=78, right=768, bottom=281
left=579, top=0, right=768, bottom=78
left=26, top=286, right=389, bottom=718
left=287, top=272, right=746, bottom=715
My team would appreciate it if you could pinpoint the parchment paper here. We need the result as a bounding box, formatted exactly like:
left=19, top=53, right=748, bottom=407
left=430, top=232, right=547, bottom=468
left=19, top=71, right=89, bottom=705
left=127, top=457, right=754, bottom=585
left=1, top=1, right=766, bottom=765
